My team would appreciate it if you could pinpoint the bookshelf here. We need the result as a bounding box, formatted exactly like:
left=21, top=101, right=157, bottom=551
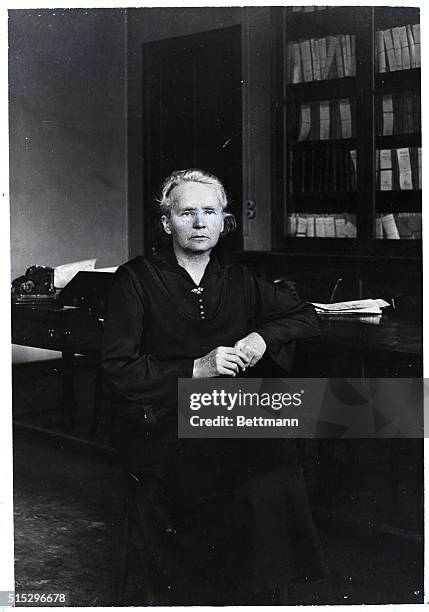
left=272, top=6, right=421, bottom=257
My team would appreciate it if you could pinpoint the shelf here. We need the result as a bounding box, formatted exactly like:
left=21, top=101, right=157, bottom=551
left=376, top=134, right=421, bottom=149
left=290, top=138, right=356, bottom=150
left=375, top=7, right=420, bottom=30
left=275, top=238, right=421, bottom=259
left=238, top=248, right=420, bottom=261
left=279, top=237, right=359, bottom=252
left=363, top=240, right=421, bottom=258
left=375, top=69, right=420, bottom=93
left=286, top=78, right=355, bottom=102
left=376, top=190, right=421, bottom=212
left=287, top=193, right=357, bottom=213
left=285, top=7, right=361, bottom=39
left=289, top=192, right=357, bottom=201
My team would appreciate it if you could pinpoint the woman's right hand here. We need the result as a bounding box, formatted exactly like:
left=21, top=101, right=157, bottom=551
left=192, top=346, right=250, bottom=378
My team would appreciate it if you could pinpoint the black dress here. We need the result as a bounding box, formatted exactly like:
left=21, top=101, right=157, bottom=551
left=102, top=245, right=326, bottom=604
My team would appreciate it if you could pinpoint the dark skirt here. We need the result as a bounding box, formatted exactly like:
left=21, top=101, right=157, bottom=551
left=113, top=410, right=326, bottom=605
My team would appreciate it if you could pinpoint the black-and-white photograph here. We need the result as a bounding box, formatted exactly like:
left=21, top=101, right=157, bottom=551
left=6, top=3, right=423, bottom=608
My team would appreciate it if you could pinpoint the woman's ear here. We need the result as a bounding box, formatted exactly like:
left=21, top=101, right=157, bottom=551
left=161, top=214, right=171, bottom=235
left=221, top=213, right=237, bottom=236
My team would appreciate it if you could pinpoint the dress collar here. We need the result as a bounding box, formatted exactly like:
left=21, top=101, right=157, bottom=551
left=152, top=241, right=222, bottom=275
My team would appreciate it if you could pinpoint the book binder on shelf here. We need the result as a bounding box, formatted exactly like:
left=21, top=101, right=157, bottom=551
left=287, top=34, right=356, bottom=83
left=376, top=214, right=421, bottom=240
left=376, top=30, right=386, bottom=72
left=383, top=29, right=397, bottom=71
left=298, top=103, right=312, bottom=141
left=300, top=39, right=313, bottom=82
left=378, top=149, right=393, bottom=191
left=397, top=147, right=413, bottom=190
left=339, top=98, right=352, bottom=138
left=376, top=23, right=420, bottom=72
left=319, top=101, right=330, bottom=140
left=381, top=213, right=400, bottom=239
left=412, top=24, right=420, bottom=67
left=382, top=95, right=394, bottom=135
left=287, top=213, right=358, bottom=239
left=406, top=24, right=416, bottom=68
left=289, top=148, right=358, bottom=193
left=377, top=91, right=420, bottom=136
left=310, top=38, right=321, bottom=80
left=398, top=26, right=411, bottom=69
left=376, top=148, right=420, bottom=191
left=296, top=98, right=355, bottom=141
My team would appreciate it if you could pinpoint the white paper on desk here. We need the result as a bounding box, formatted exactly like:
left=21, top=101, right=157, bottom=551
left=54, top=258, right=97, bottom=288
left=312, top=298, right=390, bottom=315
left=93, top=266, right=118, bottom=273
left=374, top=298, right=390, bottom=308
left=312, top=299, right=380, bottom=309
left=315, top=306, right=382, bottom=315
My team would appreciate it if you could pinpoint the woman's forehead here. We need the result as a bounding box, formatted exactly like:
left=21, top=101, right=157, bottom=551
left=170, top=181, right=222, bottom=207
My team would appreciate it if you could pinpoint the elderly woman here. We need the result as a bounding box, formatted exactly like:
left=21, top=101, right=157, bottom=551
left=102, top=168, right=325, bottom=605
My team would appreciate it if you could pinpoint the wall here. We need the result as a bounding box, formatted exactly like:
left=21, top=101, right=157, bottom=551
left=9, top=9, right=128, bottom=362
left=127, top=7, right=273, bottom=255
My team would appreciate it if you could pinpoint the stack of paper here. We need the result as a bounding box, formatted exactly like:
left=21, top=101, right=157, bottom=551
left=54, top=259, right=97, bottom=288
left=312, top=298, right=390, bottom=315
left=93, top=266, right=118, bottom=273
left=54, top=260, right=119, bottom=288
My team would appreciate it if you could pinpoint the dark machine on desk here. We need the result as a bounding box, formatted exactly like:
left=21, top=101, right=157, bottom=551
left=11, top=265, right=56, bottom=303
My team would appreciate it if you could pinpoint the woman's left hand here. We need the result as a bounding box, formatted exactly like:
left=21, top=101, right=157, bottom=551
left=234, top=332, right=266, bottom=368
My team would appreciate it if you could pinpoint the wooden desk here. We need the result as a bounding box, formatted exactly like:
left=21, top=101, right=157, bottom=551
left=320, top=315, right=422, bottom=356
left=12, top=304, right=423, bottom=429
left=300, top=314, right=423, bottom=378
left=12, top=304, right=103, bottom=354
left=12, top=304, right=103, bottom=431
left=12, top=305, right=422, bottom=357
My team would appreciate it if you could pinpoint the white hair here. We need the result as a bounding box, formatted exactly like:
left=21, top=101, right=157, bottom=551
left=158, top=168, right=228, bottom=215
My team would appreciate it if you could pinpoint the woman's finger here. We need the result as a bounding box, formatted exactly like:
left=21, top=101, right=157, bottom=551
left=248, top=352, right=263, bottom=367
left=224, top=353, right=248, bottom=370
left=219, top=365, right=237, bottom=376
left=224, top=346, right=250, bottom=364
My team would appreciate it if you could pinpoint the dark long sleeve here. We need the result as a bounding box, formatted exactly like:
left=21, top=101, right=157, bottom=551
left=101, top=267, right=194, bottom=406
left=246, top=272, right=320, bottom=370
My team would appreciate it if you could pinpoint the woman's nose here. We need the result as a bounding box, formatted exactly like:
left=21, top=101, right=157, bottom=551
left=193, top=211, right=206, bottom=227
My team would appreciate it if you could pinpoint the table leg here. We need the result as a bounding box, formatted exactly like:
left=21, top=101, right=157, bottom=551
left=89, top=363, right=103, bottom=439
left=61, top=351, right=77, bottom=431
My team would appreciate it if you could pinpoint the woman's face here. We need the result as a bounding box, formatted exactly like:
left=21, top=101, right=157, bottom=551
left=161, top=182, right=225, bottom=255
